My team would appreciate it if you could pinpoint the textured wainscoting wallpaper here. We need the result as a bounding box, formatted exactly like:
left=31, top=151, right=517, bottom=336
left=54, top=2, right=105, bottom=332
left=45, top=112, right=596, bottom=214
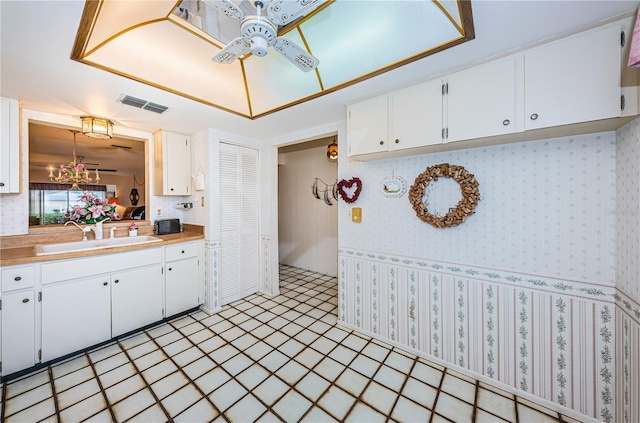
left=338, top=249, right=616, bottom=421
left=340, top=132, right=617, bottom=285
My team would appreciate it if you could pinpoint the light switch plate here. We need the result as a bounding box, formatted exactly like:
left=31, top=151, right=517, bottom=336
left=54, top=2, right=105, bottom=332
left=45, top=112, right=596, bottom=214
left=352, top=207, right=362, bottom=222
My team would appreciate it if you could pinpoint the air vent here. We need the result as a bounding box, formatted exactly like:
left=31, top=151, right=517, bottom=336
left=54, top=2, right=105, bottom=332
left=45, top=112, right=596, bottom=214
left=118, top=94, right=169, bottom=114
left=144, top=102, right=169, bottom=114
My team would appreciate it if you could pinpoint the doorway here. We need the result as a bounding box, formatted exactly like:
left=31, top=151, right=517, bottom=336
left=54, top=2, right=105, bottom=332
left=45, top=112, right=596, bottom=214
left=277, top=136, right=338, bottom=282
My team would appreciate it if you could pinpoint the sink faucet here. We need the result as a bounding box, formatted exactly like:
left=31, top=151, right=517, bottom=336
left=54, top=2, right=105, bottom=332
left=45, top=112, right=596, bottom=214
left=64, top=220, right=91, bottom=241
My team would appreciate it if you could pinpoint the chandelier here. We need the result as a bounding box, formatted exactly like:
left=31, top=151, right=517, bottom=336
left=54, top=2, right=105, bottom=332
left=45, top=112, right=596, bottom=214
left=49, top=130, right=100, bottom=190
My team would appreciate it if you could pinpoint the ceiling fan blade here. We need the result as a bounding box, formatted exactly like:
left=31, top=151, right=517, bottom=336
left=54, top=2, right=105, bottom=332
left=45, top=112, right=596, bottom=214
left=201, top=0, right=244, bottom=20
left=267, top=0, right=327, bottom=26
left=212, top=37, right=250, bottom=64
left=273, top=37, right=319, bottom=72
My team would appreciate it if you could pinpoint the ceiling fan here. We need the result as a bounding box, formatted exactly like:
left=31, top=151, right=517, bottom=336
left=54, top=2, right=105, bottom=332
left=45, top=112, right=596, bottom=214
left=205, top=0, right=325, bottom=72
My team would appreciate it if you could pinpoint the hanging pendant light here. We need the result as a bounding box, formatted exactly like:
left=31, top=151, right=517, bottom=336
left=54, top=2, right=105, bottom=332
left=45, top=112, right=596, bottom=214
left=81, top=116, right=114, bottom=139
left=49, top=130, right=100, bottom=190
left=327, top=137, right=338, bottom=162
left=129, top=174, right=142, bottom=205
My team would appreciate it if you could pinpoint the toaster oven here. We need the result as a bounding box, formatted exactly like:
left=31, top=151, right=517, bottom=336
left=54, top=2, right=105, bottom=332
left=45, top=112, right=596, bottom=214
left=154, top=218, right=181, bottom=235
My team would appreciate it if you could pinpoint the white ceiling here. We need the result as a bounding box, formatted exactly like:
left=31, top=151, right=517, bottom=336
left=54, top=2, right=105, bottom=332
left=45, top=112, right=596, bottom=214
left=1, top=1, right=638, bottom=141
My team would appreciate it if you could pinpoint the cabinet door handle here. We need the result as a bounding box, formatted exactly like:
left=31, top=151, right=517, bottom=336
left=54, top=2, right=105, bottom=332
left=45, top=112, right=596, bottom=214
left=170, top=188, right=174, bottom=191
left=22, top=298, right=29, bottom=303
left=181, top=250, right=185, bottom=254
left=103, top=282, right=108, bottom=286
left=14, top=276, right=22, bottom=281
left=530, top=113, right=538, bottom=120
left=503, top=119, right=510, bottom=126
left=168, top=267, right=172, bottom=271
left=114, top=279, right=119, bottom=284
left=0, top=182, right=4, bottom=187
left=379, top=140, right=384, bottom=145
left=394, top=139, right=399, bottom=144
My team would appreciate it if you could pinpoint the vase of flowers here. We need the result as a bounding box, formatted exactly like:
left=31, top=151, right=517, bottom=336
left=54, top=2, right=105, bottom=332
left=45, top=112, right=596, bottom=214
left=129, top=221, right=138, bottom=237
left=66, top=191, right=120, bottom=224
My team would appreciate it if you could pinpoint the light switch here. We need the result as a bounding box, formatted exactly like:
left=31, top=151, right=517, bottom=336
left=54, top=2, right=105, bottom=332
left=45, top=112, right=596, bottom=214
left=352, top=207, right=362, bottom=223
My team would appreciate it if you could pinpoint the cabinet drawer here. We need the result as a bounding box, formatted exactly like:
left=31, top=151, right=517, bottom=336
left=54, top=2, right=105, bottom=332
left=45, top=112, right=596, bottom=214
left=165, top=242, right=199, bottom=262
left=42, top=248, right=162, bottom=284
left=2, top=266, right=35, bottom=292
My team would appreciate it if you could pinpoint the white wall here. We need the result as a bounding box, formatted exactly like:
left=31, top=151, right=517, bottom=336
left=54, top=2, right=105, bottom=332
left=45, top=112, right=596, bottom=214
left=278, top=138, right=338, bottom=276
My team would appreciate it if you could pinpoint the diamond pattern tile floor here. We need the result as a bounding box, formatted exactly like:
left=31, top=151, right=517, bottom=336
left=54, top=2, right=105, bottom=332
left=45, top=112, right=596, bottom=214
left=1, top=264, right=585, bottom=422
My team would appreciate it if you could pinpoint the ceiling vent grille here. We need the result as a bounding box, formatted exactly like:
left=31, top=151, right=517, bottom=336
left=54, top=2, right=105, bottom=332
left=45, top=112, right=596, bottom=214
left=118, top=94, right=169, bottom=114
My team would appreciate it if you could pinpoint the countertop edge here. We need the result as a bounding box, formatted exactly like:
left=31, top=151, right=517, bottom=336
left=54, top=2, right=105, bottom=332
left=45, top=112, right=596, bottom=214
left=0, top=232, right=205, bottom=267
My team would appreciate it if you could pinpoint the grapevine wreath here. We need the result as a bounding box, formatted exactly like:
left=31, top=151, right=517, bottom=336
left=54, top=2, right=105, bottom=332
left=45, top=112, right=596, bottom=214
left=337, top=177, right=362, bottom=204
left=408, top=163, right=480, bottom=228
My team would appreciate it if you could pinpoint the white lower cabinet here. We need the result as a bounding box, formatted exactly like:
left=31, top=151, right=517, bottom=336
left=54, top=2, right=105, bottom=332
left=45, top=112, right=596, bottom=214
left=165, top=241, right=201, bottom=317
left=2, top=291, right=35, bottom=374
left=1, top=265, right=36, bottom=375
left=165, top=256, right=199, bottom=317
left=111, top=265, right=163, bottom=337
left=41, top=276, right=111, bottom=362
left=0, top=240, right=204, bottom=377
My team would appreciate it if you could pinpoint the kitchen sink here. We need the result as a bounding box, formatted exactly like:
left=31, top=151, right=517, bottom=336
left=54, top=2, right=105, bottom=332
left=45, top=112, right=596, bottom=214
left=35, top=235, right=163, bottom=256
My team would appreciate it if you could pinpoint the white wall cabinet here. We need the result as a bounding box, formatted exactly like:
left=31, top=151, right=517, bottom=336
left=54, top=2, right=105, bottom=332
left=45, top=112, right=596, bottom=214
left=154, top=130, right=192, bottom=195
left=112, top=265, right=163, bottom=337
left=165, top=242, right=200, bottom=317
left=219, top=144, right=259, bottom=305
left=0, top=97, right=20, bottom=193
left=524, top=24, right=621, bottom=130
left=347, top=79, right=443, bottom=157
left=445, top=56, right=518, bottom=142
left=347, top=20, right=627, bottom=160
left=41, top=276, right=111, bottom=362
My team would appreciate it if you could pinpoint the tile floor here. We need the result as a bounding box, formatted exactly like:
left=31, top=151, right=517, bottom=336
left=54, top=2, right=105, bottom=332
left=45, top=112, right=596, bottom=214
left=1, top=264, right=585, bottom=422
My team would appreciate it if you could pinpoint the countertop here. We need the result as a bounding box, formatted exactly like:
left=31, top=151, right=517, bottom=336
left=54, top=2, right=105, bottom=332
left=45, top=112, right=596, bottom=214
left=0, top=227, right=204, bottom=267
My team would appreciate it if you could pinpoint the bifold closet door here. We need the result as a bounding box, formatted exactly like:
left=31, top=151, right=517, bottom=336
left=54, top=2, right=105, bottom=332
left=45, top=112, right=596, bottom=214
left=219, top=143, right=259, bottom=305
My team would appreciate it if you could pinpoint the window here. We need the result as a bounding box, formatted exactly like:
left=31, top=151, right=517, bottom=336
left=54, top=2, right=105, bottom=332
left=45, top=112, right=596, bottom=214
left=29, top=185, right=106, bottom=226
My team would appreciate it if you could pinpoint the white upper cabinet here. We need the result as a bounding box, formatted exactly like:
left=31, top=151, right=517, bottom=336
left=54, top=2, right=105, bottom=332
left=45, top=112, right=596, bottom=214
left=348, top=79, right=443, bottom=157
left=346, top=20, right=629, bottom=161
left=524, top=24, right=622, bottom=130
left=347, top=94, right=388, bottom=156
left=154, top=130, right=192, bottom=196
left=390, top=80, right=444, bottom=151
left=0, top=97, right=20, bottom=193
left=446, top=56, right=518, bottom=142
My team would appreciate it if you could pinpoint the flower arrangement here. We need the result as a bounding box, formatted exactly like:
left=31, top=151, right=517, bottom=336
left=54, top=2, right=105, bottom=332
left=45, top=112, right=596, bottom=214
left=66, top=191, right=120, bottom=224
left=129, top=221, right=137, bottom=231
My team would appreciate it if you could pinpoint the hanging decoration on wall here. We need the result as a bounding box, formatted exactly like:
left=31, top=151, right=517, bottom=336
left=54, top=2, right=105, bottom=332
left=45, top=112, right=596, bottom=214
left=311, top=178, right=339, bottom=206
left=337, top=177, right=363, bottom=204
left=408, top=163, right=480, bottom=228
left=381, top=170, right=407, bottom=198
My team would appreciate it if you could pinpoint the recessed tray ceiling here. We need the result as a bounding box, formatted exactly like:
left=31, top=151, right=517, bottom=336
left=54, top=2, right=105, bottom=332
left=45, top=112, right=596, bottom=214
left=71, top=0, right=474, bottom=119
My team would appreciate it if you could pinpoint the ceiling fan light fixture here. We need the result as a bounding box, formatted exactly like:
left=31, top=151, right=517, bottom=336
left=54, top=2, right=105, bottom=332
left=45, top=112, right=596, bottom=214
left=81, top=116, right=114, bottom=139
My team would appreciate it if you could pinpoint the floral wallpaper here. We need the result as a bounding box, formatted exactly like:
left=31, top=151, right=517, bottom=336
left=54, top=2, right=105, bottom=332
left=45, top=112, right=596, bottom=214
left=616, top=118, right=640, bottom=303
left=339, top=132, right=617, bottom=285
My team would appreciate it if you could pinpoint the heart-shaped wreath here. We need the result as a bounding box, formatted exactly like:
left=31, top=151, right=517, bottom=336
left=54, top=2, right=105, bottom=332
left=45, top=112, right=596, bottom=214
left=337, top=177, right=362, bottom=204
